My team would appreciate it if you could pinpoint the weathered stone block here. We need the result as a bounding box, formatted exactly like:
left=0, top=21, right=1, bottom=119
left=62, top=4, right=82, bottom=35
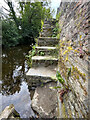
left=31, top=82, right=58, bottom=118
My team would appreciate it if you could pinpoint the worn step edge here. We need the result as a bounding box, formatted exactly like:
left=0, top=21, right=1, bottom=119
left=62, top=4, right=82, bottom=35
left=35, top=46, right=57, bottom=50
left=32, top=56, right=58, bottom=61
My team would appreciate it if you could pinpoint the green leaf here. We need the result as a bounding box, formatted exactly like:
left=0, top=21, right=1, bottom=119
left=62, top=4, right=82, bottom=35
left=49, top=86, right=61, bottom=90
left=56, top=71, right=65, bottom=84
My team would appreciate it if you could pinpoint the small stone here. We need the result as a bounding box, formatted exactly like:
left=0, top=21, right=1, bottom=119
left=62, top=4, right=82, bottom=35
left=0, top=104, right=20, bottom=119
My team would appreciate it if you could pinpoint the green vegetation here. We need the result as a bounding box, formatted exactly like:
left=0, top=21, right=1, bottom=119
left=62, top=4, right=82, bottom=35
left=52, top=11, right=63, bottom=38
left=2, top=20, right=21, bottom=47
left=50, top=70, right=71, bottom=90
left=56, top=71, right=65, bottom=85
left=2, top=1, right=54, bottom=47
left=50, top=70, right=71, bottom=103
left=26, top=45, right=36, bottom=67
left=52, top=27, right=58, bottom=37
left=38, top=51, right=45, bottom=56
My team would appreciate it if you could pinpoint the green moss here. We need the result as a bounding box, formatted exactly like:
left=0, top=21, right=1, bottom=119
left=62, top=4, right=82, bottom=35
left=62, top=103, right=67, bottom=118
left=76, top=75, right=79, bottom=80
left=68, top=108, right=72, bottom=118
left=71, top=66, right=86, bottom=82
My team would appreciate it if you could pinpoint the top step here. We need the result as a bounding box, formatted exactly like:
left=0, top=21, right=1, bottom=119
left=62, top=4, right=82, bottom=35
left=44, top=19, right=57, bottom=24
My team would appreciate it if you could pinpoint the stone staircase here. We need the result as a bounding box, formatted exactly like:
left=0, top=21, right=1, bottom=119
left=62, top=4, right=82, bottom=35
left=26, top=19, right=59, bottom=118
left=26, top=20, right=59, bottom=85
left=40, top=20, right=55, bottom=37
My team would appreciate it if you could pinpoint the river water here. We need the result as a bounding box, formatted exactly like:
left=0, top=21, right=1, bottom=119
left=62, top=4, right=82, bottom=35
left=0, top=45, right=36, bottom=118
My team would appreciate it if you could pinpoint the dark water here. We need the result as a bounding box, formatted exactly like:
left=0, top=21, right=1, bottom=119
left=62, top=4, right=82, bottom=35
left=0, top=45, right=35, bottom=118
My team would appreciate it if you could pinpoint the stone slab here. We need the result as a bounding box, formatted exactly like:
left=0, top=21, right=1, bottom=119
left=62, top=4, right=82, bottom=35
left=32, top=56, right=58, bottom=67
left=32, top=56, right=58, bottom=61
left=26, top=66, right=57, bottom=79
left=31, top=82, right=58, bottom=118
left=38, top=37, right=59, bottom=46
left=26, top=66, right=57, bottom=88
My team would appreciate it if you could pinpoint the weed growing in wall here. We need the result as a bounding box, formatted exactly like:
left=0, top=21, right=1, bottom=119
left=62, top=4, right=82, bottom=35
left=50, top=70, right=71, bottom=103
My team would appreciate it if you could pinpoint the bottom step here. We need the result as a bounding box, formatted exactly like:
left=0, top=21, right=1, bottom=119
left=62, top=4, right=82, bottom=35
left=26, top=66, right=58, bottom=88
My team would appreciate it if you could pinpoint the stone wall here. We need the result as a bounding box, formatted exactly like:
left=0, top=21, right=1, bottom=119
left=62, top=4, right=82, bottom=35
left=57, top=1, right=89, bottom=118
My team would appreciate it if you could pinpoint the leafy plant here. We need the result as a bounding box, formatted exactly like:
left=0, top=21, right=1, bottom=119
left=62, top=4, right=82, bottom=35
left=56, top=71, right=65, bottom=85
left=26, top=45, right=36, bottom=67
left=40, top=51, right=45, bottom=56
left=56, top=70, right=72, bottom=103
left=2, top=20, right=21, bottom=47
left=37, top=51, right=45, bottom=56
left=52, top=27, right=58, bottom=37
left=50, top=70, right=71, bottom=103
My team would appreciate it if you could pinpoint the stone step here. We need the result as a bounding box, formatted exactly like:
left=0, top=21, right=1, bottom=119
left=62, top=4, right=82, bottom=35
left=38, top=37, right=59, bottom=46
left=36, top=46, right=56, bottom=50
left=43, top=24, right=51, bottom=27
left=26, top=66, right=57, bottom=88
left=38, top=37, right=59, bottom=41
left=40, top=32, right=53, bottom=37
left=42, top=26, right=54, bottom=30
left=32, top=56, right=58, bottom=67
left=40, top=27, right=53, bottom=37
left=44, top=20, right=51, bottom=24
left=35, top=46, right=57, bottom=56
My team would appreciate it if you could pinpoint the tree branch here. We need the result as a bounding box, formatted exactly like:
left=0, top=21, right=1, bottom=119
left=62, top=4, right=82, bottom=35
left=2, top=6, right=10, bottom=12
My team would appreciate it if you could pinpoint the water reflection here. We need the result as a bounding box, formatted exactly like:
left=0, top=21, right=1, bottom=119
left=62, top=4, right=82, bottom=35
left=1, top=82, right=35, bottom=118
left=1, top=45, right=35, bottom=118
left=2, top=46, right=29, bottom=95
